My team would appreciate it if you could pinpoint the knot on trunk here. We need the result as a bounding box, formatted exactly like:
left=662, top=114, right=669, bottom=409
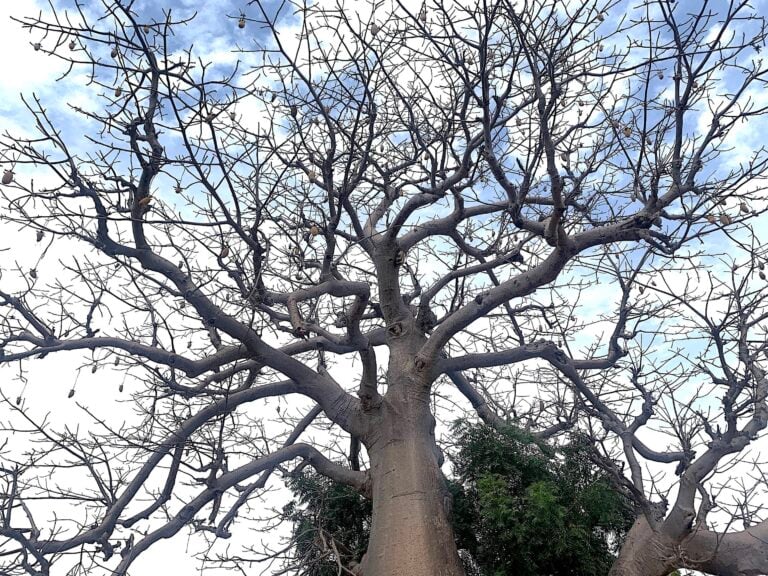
left=387, top=320, right=409, bottom=339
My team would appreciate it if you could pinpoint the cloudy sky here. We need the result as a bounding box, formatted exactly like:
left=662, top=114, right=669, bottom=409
left=0, top=2, right=295, bottom=573
left=2, top=1, right=768, bottom=575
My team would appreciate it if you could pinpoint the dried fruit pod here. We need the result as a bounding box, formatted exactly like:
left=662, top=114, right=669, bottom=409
left=114, top=357, right=120, bottom=366
left=34, top=42, right=41, bottom=51
left=29, top=269, right=37, bottom=279
left=143, top=25, right=150, bottom=33
left=219, top=244, right=230, bottom=259
left=111, top=47, right=118, bottom=58
left=740, top=202, right=749, bottom=213
left=238, top=16, right=246, bottom=29
left=720, top=213, right=732, bottom=225
left=229, top=111, right=236, bottom=120
left=115, top=86, right=122, bottom=97
left=623, top=126, right=632, bottom=137
left=36, top=230, right=44, bottom=242
left=119, top=383, right=124, bottom=392
left=15, top=396, right=21, bottom=406
left=68, top=389, right=75, bottom=398
left=91, top=365, right=98, bottom=374
left=2, top=170, right=13, bottom=185
left=371, top=23, right=380, bottom=35
left=760, top=271, right=767, bottom=280
left=69, top=40, right=76, bottom=50
left=309, top=223, right=319, bottom=236
left=290, top=104, right=298, bottom=118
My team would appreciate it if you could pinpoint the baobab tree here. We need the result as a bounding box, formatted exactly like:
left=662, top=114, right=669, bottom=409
left=1, top=1, right=768, bottom=575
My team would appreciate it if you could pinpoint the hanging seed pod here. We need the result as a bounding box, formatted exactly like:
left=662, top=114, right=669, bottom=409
left=174, top=184, right=182, bottom=194
left=238, top=16, right=246, bottom=29
left=309, top=223, right=319, bottom=237
left=29, top=269, right=37, bottom=280
left=597, top=12, right=605, bottom=21
left=271, top=92, right=278, bottom=103
left=516, top=117, right=523, bottom=126
left=229, top=111, right=236, bottom=121
left=2, top=170, right=13, bottom=185
left=720, top=213, right=732, bottom=225
left=68, top=389, right=75, bottom=398
left=111, top=47, right=118, bottom=58
left=114, top=86, right=122, bottom=97
left=114, top=357, right=120, bottom=366
left=290, top=104, right=298, bottom=118
left=119, top=383, right=124, bottom=392
left=219, top=244, right=230, bottom=259
left=419, top=6, right=427, bottom=22
left=371, top=23, right=380, bottom=36
left=34, top=42, right=41, bottom=51
left=143, top=25, right=151, bottom=33
left=740, top=202, right=749, bottom=214
left=623, top=126, right=632, bottom=137
left=15, top=396, right=21, bottom=406
left=36, top=230, right=44, bottom=242
left=657, top=71, right=664, bottom=80
left=91, top=365, right=98, bottom=374
left=69, top=40, right=76, bottom=50
left=760, top=271, right=767, bottom=281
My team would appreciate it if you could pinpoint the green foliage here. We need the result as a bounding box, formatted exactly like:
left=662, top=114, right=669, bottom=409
left=281, top=471, right=371, bottom=575
left=449, top=420, right=635, bottom=576
left=282, top=422, right=634, bottom=575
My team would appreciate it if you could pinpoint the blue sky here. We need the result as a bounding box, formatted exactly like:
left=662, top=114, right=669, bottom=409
left=2, top=1, right=768, bottom=574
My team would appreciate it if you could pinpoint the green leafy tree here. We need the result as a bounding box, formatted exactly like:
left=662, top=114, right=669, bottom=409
left=282, top=422, right=634, bottom=576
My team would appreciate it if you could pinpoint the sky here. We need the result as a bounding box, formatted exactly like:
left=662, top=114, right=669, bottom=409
left=2, top=1, right=768, bottom=575
left=0, top=2, right=297, bottom=574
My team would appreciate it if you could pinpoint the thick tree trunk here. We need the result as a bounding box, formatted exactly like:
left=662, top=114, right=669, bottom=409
left=360, top=386, right=465, bottom=576
left=609, top=517, right=675, bottom=576
left=610, top=515, right=768, bottom=576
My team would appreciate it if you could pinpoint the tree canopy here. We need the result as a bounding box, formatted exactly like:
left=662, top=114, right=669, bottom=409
left=0, top=1, right=767, bottom=575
